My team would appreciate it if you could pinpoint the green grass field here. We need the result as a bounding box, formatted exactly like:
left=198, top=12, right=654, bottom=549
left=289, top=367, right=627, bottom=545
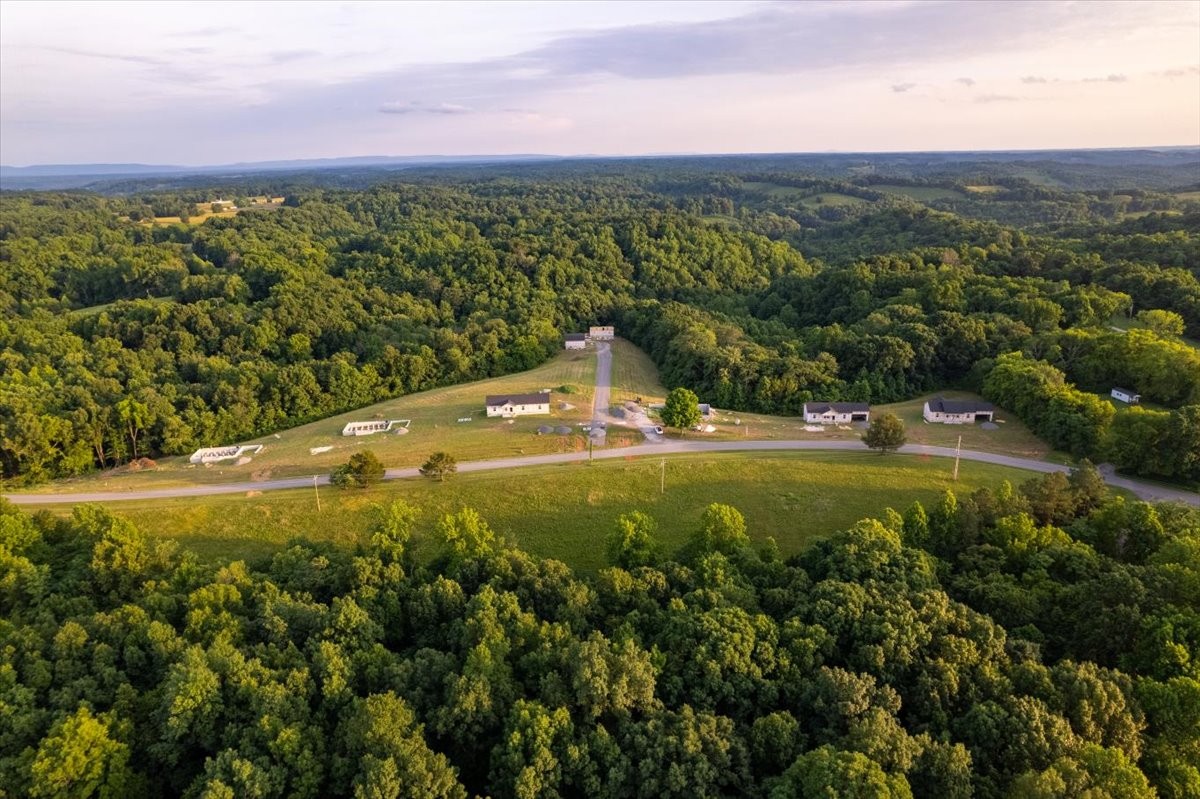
left=649, top=391, right=1055, bottom=461
left=28, top=452, right=1041, bottom=571
left=870, top=184, right=967, bottom=202
left=740, top=182, right=867, bottom=209
left=31, top=348, right=603, bottom=493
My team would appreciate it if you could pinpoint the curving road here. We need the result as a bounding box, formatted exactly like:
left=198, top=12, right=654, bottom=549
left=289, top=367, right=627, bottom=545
left=5, top=439, right=1197, bottom=506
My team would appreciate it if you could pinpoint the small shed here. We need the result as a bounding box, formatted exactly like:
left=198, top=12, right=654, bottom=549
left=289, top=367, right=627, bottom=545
left=564, top=333, right=587, bottom=350
left=1111, top=387, right=1140, bottom=405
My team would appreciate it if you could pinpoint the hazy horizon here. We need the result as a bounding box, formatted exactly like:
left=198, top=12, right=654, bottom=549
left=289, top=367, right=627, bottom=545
left=2, top=0, right=1198, bottom=166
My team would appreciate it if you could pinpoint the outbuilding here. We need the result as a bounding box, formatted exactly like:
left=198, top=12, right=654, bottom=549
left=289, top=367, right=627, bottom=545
left=589, top=325, right=615, bottom=340
left=803, top=402, right=871, bottom=424
left=1111, top=387, right=1140, bottom=405
left=485, top=391, right=551, bottom=418
left=564, top=333, right=587, bottom=350
left=923, top=397, right=995, bottom=424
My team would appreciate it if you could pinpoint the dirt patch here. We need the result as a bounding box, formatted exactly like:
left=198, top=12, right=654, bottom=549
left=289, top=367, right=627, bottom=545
left=395, top=427, right=409, bottom=435
left=559, top=401, right=576, bottom=410
left=250, top=468, right=273, bottom=482
left=236, top=457, right=252, bottom=466
left=245, top=490, right=262, bottom=497
left=125, top=457, right=158, bottom=472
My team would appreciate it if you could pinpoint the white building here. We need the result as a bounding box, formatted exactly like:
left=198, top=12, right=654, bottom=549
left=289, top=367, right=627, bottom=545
left=341, top=420, right=410, bottom=436
left=1111, top=387, right=1140, bottom=405
left=189, top=444, right=263, bottom=464
left=485, top=391, right=551, bottom=418
left=803, top=402, right=870, bottom=424
left=923, top=397, right=995, bottom=424
left=564, top=333, right=587, bottom=350
left=589, top=325, right=615, bottom=340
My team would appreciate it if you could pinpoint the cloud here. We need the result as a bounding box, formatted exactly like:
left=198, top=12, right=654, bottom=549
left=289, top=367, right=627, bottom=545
left=1159, top=66, right=1200, bottom=78
left=267, top=50, right=320, bottom=64
left=955, top=77, right=976, bottom=87
left=167, top=26, right=236, bottom=38
left=1083, top=74, right=1128, bottom=83
left=379, top=101, right=473, bottom=115
left=891, top=82, right=917, bottom=93
left=1021, top=76, right=1049, bottom=84
left=975, top=94, right=1021, bottom=103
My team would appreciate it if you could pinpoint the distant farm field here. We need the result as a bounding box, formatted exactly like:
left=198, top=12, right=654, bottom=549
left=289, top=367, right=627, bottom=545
left=30, top=452, right=1042, bottom=571
left=870, top=184, right=967, bottom=202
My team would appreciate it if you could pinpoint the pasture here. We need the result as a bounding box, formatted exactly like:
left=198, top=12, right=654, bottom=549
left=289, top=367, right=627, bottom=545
left=31, top=452, right=1042, bottom=572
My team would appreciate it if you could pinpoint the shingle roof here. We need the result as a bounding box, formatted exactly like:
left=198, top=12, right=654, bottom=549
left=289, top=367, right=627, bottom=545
left=926, top=397, right=994, bottom=414
left=486, top=391, right=550, bottom=406
left=805, top=402, right=871, bottom=414
left=564, top=333, right=587, bottom=341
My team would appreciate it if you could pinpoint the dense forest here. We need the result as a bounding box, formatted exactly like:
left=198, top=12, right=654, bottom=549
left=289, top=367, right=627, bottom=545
left=4, top=158, right=1199, bottom=486
left=2, top=466, right=1198, bottom=797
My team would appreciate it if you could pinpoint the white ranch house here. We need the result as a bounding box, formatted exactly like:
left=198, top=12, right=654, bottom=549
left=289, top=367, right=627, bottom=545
left=485, top=391, right=551, bottom=418
left=803, top=402, right=870, bottom=424
left=923, top=397, right=995, bottom=424
left=1111, top=387, right=1140, bottom=405
left=589, top=325, right=615, bottom=340
left=564, top=333, right=587, bottom=350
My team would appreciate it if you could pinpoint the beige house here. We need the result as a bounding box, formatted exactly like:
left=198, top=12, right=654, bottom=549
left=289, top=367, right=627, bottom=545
left=564, top=333, right=587, bottom=350
left=485, top=391, right=551, bottom=418
left=589, top=325, right=615, bottom=340
left=923, top=397, right=995, bottom=424
left=803, top=402, right=870, bottom=424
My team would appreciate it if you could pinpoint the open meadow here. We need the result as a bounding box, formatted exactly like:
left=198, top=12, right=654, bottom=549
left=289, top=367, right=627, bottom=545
left=29, top=451, right=1042, bottom=571
left=28, top=348, right=602, bottom=493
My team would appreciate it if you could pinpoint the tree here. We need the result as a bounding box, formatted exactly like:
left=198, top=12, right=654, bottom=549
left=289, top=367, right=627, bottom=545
left=607, top=511, right=659, bottom=568
left=29, top=706, right=136, bottom=799
left=420, top=451, right=457, bottom=482
left=662, top=387, right=702, bottom=435
left=1137, top=309, right=1185, bottom=338
left=331, top=450, right=386, bottom=489
left=863, top=413, right=906, bottom=454
left=770, top=746, right=912, bottom=799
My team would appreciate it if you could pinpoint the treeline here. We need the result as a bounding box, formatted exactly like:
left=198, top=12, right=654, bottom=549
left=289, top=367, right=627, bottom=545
left=2, top=470, right=1198, bottom=797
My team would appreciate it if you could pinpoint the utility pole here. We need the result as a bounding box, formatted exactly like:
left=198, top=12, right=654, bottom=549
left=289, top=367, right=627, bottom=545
left=313, top=474, right=322, bottom=512
left=953, top=435, right=962, bottom=482
left=589, top=438, right=593, bottom=462
left=660, top=458, right=665, bottom=494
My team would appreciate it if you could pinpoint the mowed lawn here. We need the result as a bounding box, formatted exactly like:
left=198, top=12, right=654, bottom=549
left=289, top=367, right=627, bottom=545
left=32, top=349, right=601, bottom=493
left=31, top=452, right=1040, bottom=572
left=651, top=391, right=1055, bottom=461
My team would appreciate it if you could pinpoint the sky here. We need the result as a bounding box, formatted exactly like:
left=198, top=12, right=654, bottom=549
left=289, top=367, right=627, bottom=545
left=1, top=0, right=1198, bottom=166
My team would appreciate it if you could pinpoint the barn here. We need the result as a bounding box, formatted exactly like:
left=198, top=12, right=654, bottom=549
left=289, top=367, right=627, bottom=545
left=589, top=325, right=615, bottom=340
left=564, top=333, right=587, bottom=350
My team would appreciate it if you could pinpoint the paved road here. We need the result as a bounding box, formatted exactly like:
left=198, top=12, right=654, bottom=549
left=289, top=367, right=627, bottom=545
left=589, top=341, right=612, bottom=446
left=6, top=439, right=1197, bottom=506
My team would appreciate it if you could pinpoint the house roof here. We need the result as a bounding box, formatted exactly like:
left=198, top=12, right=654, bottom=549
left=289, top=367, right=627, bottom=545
left=1112, top=387, right=1138, bottom=396
left=486, top=391, right=550, bottom=406
left=565, top=333, right=587, bottom=341
left=805, top=402, right=870, bottom=414
left=926, top=397, right=994, bottom=414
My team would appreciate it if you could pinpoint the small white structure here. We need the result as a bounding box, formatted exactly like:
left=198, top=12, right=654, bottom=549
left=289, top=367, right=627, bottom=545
left=485, top=391, right=551, bottom=418
left=341, top=419, right=411, bottom=437
left=1111, top=387, right=1140, bottom=405
left=564, top=333, right=587, bottom=350
left=189, top=444, right=263, bottom=464
left=923, top=397, right=995, bottom=424
left=803, top=402, right=871, bottom=424
left=589, top=325, right=615, bottom=340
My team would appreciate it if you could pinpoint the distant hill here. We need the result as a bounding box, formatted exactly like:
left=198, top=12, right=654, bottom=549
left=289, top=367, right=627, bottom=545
left=0, top=154, right=562, bottom=190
